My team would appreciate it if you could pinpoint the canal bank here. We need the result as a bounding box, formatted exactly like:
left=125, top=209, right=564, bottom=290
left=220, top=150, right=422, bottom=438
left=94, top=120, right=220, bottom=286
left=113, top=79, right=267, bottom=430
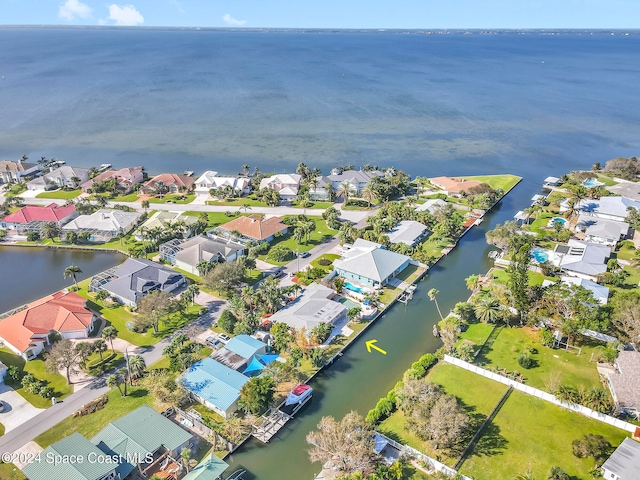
left=223, top=185, right=529, bottom=479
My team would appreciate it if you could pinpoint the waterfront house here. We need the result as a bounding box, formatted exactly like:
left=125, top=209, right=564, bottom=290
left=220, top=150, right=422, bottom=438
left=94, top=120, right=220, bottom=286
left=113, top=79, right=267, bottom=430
left=542, top=276, right=610, bottom=305
left=181, top=357, right=250, bottom=418
left=140, top=173, right=195, bottom=195
left=259, top=173, right=302, bottom=201
left=575, top=215, right=630, bottom=246
left=428, top=176, right=484, bottom=196
left=182, top=453, right=229, bottom=480
left=308, top=169, right=385, bottom=199
left=194, top=170, right=251, bottom=198
left=134, top=211, right=199, bottom=241
left=601, top=437, right=640, bottom=480
left=268, top=283, right=348, bottom=335
left=211, top=334, right=269, bottom=368
left=91, top=405, right=192, bottom=479
left=0, top=292, right=96, bottom=360
left=160, top=235, right=246, bottom=275
left=23, top=433, right=118, bottom=480
left=415, top=198, right=448, bottom=214
left=333, top=239, right=411, bottom=288
left=0, top=159, right=40, bottom=184
left=553, top=239, right=610, bottom=282
left=560, top=196, right=640, bottom=223
left=606, top=351, right=640, bottom=415
left=62, top=209, right=142, bottom=242
left=386, top=220, right=429, bottom=247
left=91, top=258, right=185, bottom=307
left=1, top=203, right=78, bottom=233
left=543, top=176, right=561, bottom=188
left=80, top=166, right=144, bottom=194
left=26, top=165, right=90, bottom=191
left=214, top=215, right=288, bottom=243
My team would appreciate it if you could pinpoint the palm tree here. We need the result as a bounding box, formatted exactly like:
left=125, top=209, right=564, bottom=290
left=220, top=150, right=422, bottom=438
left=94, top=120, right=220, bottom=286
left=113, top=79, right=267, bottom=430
left=241, top=203, right=252, bottom=215
left=474, top=297, right=501, bottom=324
left=102, top=326, right=118, bottom=352
left=95, top=289, right=109, bottom=306
left=336, top=181, right=353, bottom=203
left=141, top=199, right=150, bottom=212
left=428, top=288, right=443, bottom=320
left=42, top=221, right=60, bottom=241
left=360, top=182, right=378, bottom=208
left=465, top=274, right=480, bottom=293
left=63, top=265, right=82, bottom=290
left=107, top=374, right=123, bottom=396
left=181, top=448, right=192, bottom=473
left=94, top=339, right=107, bottom=361
left=183, top=284, right=200, bottom=306
left=128, top=354, right=146, bottom=384
left=197, top=261, right=214, bottom=277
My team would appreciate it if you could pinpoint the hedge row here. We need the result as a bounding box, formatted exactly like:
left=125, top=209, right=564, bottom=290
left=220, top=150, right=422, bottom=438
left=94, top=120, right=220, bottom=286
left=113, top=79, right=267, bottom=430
left=86, top=352, right=117, bottom=371
left=365, top=353, right=438, bottom=425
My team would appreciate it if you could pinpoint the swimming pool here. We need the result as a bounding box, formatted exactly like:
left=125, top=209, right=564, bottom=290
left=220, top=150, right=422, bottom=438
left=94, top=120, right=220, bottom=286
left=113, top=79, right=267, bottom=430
left=530, top=248, right=549, bottom=263
left=548, top=217, right=567, bottom=227
left=344, top=281, right=367, bottom=294
left=583, top=177, right=604, bottom=188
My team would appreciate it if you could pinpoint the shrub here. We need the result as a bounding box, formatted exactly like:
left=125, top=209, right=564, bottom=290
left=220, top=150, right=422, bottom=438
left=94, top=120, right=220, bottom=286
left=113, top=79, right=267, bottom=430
left=268, top=245, right=293, bottom=262
left=86, top=352, right=117, bottom=371
left=72, top=394, right=109, bottom=417
left=518, top=351, right=535, bottom=369
left=218, top=309, right=238, bottom=334
left=126, top=321, right=140, bottom=332
left=39, top=386, right=55, bottom=398
left=317, top=257, right=332, bottom=266
left=7, top=365, right=21, bottom=382
left=540, top=328, right=555, bottom=347
left=366, top=397, right=395, bottom=424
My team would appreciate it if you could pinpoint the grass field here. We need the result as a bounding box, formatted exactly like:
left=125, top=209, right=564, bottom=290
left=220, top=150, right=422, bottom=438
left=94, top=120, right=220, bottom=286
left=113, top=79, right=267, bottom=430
left=290, top=200, right=334, bottom=210
left=474, top=326, right=606, bottom=392
left=459, top=175, right=522, bottom=192
left=206, top=198, right=266, bottom=207
left=595, top=173, right=619, bottom=186
left=0, top=463, right=26, bottom=480
left=0, top=348, right=73, bottom=408
left=35, top=189, right=81, bottom=199
left=111, top=193, right=140, bottom=202
left=309, top=253, right=340, bottom=271
left=148, top=194, right=195, bottom=204
left=259, top=218, right=337, bottom=265
left=395, top=264, right=425, bottom=284
left=183, top=211, right=245, bottom=228
left=459, top=322, right=496, bottom=347
left=34, top=385, right=153, bottom=448
left=460, top=389, right=628, bottom=480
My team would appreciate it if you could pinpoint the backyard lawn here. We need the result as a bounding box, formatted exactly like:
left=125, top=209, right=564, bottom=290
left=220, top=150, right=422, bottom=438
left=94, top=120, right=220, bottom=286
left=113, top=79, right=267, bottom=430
left=459, top=175, right=522, bottom=192
left=206, top=198, right=266, bottom=207
left=35, top=189, right=81, bottom=199
left=183, top=211, right=245, bottom=228
left=0, top=348, right=73, bottom=408
left=460, top=389, right=628, bottom=480
left=148, top=193, right=195, bottom=204
left=395, top=264, right=425, bottom=284
left=309, top=253, right=340, bottom=271
left=458, top=322, right=496, bottom=347
left=34, top=385, right=153, bottom=448
left=259, top=218, right=337, bottom=265
left=474, top=326, right=606, bottom=392
left=111, top=193, right=140, bottom=202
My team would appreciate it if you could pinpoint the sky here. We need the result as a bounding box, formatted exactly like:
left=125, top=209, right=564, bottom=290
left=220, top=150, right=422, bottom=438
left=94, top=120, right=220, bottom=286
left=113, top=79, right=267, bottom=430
left=0, top=0, right=639, bottom=29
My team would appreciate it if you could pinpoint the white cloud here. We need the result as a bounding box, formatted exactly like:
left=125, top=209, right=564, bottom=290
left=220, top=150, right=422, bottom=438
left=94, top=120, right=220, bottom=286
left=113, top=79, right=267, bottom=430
left=223, top=13, right=246, bottom=26
left=108, top=4, right=144, bottom=26
left=58, top=0, right=92, bottom=21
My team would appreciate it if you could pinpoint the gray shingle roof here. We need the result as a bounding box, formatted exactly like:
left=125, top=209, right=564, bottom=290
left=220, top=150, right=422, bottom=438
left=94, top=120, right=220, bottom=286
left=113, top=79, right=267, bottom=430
left=334, top=239, right=410, bottom=283
left=174, top=236, right=244, bottom=266
left=577, top=215, right=630, bottom=241
left=23, top=433, right=116, bottom=480
left=103, top=258, right=184, bottom=304
left=609, top=351, right=640, bottom=410
left=555, top=239, right=609, bottom=277
left=386, top=220, right=428, bottom=246
left=602, top=437, right=640, bottom=480
left=574, top=196, right=640, bottom=220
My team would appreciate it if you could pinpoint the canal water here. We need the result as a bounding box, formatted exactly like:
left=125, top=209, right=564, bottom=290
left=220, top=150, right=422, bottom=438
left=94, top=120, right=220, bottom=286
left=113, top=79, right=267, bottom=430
left=0, top=246, right=125, bottom=313
left=224, top=178, right=534, bottom=479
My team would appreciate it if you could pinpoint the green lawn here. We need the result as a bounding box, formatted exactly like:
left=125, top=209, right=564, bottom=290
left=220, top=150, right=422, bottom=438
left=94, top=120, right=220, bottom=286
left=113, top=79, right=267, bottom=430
left=148, top=194, right=195, bottom=204
left=459, top=322, right=496, bottom=347
left=459, top=175, right=522, bottom=192
left=84, top=351, right=125, bottom=376
left=395, top=264, right=425, bottom=284
left=379, top=363, right=507, bottom=466
left=35, top=189, right=81, bottom=199
left=0, top=348, right=73, bottom=408
left=461, top=389, right=628, bottom=480
left=527, top=211, right=557, bottom=236
left=489, top=268, right=550, bottom=287
left=615, top=241, right=636, bottom=261
left=259, top=218, right=337, bottom=265
left=415, top=237, right=449, bottom=260
left=111, top=193, right=140, bottom=202
left=595, top=173, right=619, bottom=186
left=0, top=463, right=26, bottom=480
left=183, top=211, right=244, bottom=228
left=206, top=198, right=266, bottom=207
left=474, top=326, right=605, bottom=392
left=34, top=385, right=154, bottom=448
left=290, top=200, right=334, bottom=210
left=309, top=253, right=340, bottom=271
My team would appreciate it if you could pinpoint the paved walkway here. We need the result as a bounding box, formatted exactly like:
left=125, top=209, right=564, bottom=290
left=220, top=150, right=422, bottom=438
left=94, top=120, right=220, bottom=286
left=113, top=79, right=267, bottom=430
left=0, top=384, right=45, bottom=433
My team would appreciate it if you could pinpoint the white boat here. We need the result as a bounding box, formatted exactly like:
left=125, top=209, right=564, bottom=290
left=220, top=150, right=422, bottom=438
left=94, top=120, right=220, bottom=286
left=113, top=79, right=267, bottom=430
left=285, top=384, right=312, bottom=406
left=183, top=170, right=194, bottom=176
left=98, top=163, right=112, bottom=171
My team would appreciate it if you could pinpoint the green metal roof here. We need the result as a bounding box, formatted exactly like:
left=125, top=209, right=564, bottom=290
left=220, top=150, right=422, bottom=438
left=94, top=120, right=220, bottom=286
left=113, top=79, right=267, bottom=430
left=182, top=453, right=229, bottom=480
left=91, top=405, right=192, bottom=462
left=22, top=433, right=116, bottom=480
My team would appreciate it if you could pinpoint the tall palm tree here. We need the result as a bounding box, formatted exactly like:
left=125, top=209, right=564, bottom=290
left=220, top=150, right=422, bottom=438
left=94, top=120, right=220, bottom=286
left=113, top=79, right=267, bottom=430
left=181, top=448, right=192, bottom=473
left=293, top=226, right=306, bottom=245
left=474, top=297, right=501, bottom=324
left=241, top=203, right=252, bottom=215
left=63, top=265, right=82, bottom=290
left=141, top=199, right=150, bottom=212
left=42, top=221, right=60, bottom=241
left=102, top=326, right=118, bottom=352
left=184, top=284, right=200, bottom=306
left=428, top=288, right=443, bottom=320
left=465, top=274, right=480, bottom=293
left=336, top=181, right=353, bottom=203
left=128, top=354, right=146, bottom=384
left=360, top=182, right=378, bottom=208
left=107, top=374, right=123, bottom=396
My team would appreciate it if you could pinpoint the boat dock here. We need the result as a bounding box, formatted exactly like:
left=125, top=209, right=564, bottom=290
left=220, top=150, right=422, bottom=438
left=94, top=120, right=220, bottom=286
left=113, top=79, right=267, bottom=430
left=251, top=388, right=312, bottom=443
left=397, top=284, right=416, bottom=304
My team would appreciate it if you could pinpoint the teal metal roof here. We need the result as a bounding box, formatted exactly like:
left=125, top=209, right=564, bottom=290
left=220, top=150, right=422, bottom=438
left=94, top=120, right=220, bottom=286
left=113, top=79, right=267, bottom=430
left=181, top=358, right=249, bottom=412
left=22, top=433, right=116, bottom=480
left=224, top=334, right=267, bottom=359
left=182, top=453, right=229, bottom=480
left=91, top=405, right=191, bottom=469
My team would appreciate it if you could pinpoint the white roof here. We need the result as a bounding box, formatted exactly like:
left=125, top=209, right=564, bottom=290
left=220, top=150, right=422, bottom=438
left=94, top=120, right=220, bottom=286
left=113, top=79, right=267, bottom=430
left=195, top=171, right=250, bottom=192
left=194, top=171, right=219, bottom=183
left=560, top=276, right=609, bottom=304
left=577, top=215, right=629, bottom=241
left=63, top=209, right=142, bottom=232
left=386, top=220, right=428, bottom=246
left=602, top=438, right=640, bottom=479
left=575, top=196, right=640, bottom=220
left=259, top=174, right=302, bottom=191
left=544, top=176, right=560, bottom=183
left=555, top=239, right=610, bottom=277
left=334, top=239, right=410, bottom=283
left=415, top=199, right=447, bottom=214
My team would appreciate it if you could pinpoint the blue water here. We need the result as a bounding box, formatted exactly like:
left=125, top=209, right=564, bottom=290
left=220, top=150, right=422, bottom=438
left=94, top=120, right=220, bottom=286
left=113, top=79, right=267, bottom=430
left=0, top=28, right=639, bottom=182
left=344, top=281, right=366, bottom=293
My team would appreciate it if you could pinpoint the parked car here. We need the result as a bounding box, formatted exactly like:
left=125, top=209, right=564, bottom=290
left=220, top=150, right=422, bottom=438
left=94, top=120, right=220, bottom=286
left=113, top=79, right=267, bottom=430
left=205, top=336, right=222, bottom=349
left=299, top=251, right=311, bottom=258
left=218, top=333, right=231, bottom=343
left=273, top=269, right=285, bottom=278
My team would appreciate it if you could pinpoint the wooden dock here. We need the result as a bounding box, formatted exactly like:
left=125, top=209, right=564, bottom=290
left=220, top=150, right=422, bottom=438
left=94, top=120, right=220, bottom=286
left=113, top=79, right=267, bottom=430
left=251, top=393, right=312, bottom=443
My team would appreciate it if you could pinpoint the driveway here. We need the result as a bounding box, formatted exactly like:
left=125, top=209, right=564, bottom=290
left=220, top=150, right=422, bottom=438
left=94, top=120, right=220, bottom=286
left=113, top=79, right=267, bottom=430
left=0, top=384, right=45, bottom=433
left=607, top=179, right=640, bottom=201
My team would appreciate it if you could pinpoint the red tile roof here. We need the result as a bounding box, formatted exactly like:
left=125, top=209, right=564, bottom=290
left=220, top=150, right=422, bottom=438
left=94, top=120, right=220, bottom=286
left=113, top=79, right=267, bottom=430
left=2, top=203, right=76, bottom=224
left=219, top=215, right=288, bottom=241
left=143, top=173, right=194, bottom=190
left=429, top=176, right=484, bottom=194
left=0, top=292, right=93, bottom=353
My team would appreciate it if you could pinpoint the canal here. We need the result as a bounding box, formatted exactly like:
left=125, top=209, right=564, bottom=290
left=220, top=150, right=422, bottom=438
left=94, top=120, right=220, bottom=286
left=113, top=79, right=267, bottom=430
left=0, top=246, right=126, bottom=313
left=225, top=178, right=536, bottom=479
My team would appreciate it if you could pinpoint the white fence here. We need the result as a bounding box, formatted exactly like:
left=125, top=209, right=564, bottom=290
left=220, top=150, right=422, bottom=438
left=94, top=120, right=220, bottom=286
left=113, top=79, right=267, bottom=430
left=444, top=355, right=637, bottom=433
left=374, top=432, right=473, bottom=480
